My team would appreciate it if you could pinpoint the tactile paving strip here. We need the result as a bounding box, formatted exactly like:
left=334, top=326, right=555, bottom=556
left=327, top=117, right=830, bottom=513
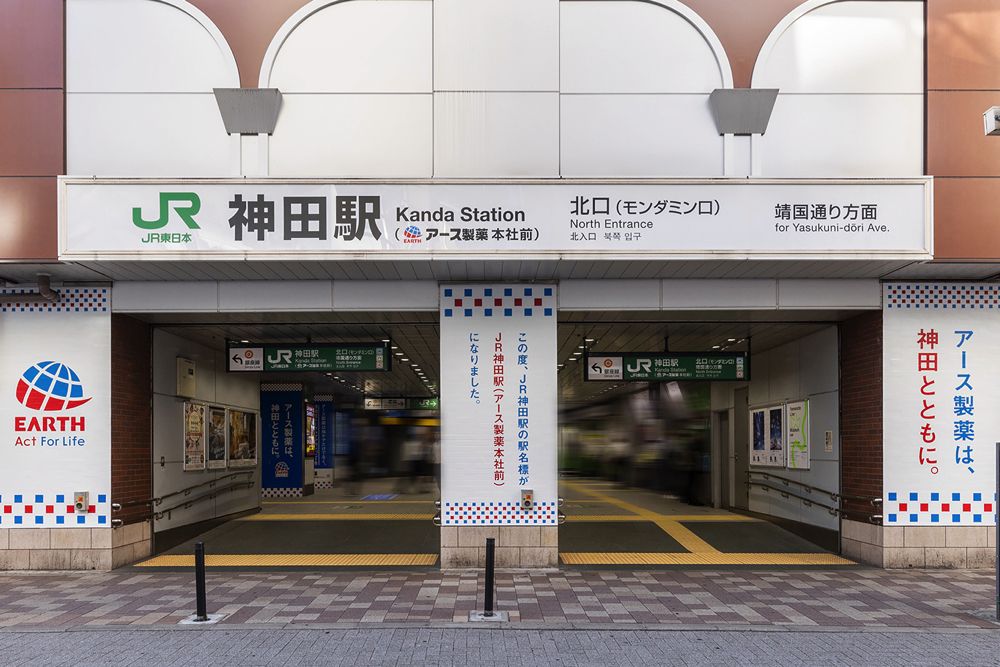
left=559, top=552, right=854, bottom=566
left=135, top=553, right=439, bottom=567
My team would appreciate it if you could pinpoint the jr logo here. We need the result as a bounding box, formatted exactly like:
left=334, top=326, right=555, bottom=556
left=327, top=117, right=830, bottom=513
left=626, top=358, right=652, bottom=374
left=132, top=192, right=201, bottom=230
left=267, top=350, right=292, bottom=365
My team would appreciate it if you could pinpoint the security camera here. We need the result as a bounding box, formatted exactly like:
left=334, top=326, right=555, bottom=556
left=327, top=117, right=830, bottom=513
left=984, top=107, right=1000, bottom=136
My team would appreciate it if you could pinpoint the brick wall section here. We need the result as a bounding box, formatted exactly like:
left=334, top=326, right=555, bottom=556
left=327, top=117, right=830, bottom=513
left=839, top=312, right=883, bottom=519
left=111, top=315, right=152, bottom=525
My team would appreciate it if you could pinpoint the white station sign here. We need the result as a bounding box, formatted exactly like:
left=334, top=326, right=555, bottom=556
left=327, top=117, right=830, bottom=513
left=59, top=178, right=932, bottom=261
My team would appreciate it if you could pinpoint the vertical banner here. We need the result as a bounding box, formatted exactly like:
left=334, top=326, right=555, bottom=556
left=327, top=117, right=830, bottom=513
left=440, top=284, right=558, bottom=525
left=260, top=385, right=303, bottom=496
left=0, top=288, right=111, bottom=528
left=786, top=400, right=810, bottom=470
left=182, top=402, right=206, bottom=471
left=314, top=397, right=334, bottom=489
left=884, top=283, right=999, bottom=526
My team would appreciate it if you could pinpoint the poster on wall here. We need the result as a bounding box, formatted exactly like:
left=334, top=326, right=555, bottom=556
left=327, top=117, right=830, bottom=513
left=0, top=287, right=112, bottom=528
left=786, top=400, right=810, bottom=470
left=182, top=402, right=206, bottom=471
left=750, top=405, right=785, bottom=467
left=206, top=406, right=228, bottom=470
left=227, top=409, right=257, bottom=468
left=439, top=284, right=558, bottom=525
left=883, top=283, right=1000, bottom=526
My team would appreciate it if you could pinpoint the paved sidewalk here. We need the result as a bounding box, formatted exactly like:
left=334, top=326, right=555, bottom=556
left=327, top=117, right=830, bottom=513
left=2, top=627, right=1000, bottom=666
left=0, top=568, right=996, bottom=630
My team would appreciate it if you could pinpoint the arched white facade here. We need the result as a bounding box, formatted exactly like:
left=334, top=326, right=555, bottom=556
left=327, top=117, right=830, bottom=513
left=261, top=0, right=733, bottom=178
left=751, top=0, right=924, bottom=177
left=66, top=0, right=240, bottom=177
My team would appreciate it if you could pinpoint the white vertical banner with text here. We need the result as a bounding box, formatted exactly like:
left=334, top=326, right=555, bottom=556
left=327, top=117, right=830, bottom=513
left=0, top=289, right=112, bottom=528
left=883, top=283, right=999, bottom=526
left=440, top=284, right=558, bottom=525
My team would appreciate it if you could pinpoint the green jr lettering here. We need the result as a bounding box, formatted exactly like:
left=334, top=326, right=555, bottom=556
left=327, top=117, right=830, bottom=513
left=132, top=192, right=201, bottom=230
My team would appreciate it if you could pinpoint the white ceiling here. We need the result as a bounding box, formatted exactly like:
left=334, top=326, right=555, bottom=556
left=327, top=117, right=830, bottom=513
left=153, top=311, right=842, bottom=408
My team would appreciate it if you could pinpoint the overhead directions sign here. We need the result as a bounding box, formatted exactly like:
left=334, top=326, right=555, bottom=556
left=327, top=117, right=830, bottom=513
left=586, top=352, right=748, bottom=382
left=228, top=343, right=390, bottom=373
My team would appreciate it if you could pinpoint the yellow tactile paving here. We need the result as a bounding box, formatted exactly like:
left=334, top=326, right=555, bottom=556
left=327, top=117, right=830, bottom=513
left=240, top=513, right=434, bottom=521
left=561, top=480, right=720, bottom=553
left=135, top=554, right=438, bottom=567
left=559, top=552, right=855, bottom=566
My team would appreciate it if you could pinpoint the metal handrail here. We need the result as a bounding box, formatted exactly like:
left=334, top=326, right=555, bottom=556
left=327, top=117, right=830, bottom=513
left=746, top=479, right=842, bottom=516
left=746, top=470, right=881, bottom=506
left=151, top=480, right=256, bottom=521
left=114, top=470, right=255, bottom=510
left=745, top=476, right=882, bottom=524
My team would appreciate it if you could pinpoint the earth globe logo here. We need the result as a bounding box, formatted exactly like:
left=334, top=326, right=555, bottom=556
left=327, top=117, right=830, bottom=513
left=15, top=361, right=92, bottom=411
left=402, top=225, right=422, bottom=241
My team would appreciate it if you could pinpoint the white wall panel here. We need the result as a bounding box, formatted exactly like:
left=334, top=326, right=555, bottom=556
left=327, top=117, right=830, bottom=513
left=754, top=1, right=923, bottom=93
left=778, top=279, right=881, bottom=310
left=152, top=331, right=260, bottom=533
left=269, top=94, right=433, bottom=177
left=559, top=280, right=660, bottom=310
left=561, top=95, right=722, bottom=177
left=332, top=280, right=438, bottom=311
left=561, top=1, right=723, bottom=93
left=67, top=0, right=237, bottom=92
left=113, top=282, right=219, bottom=313
left=742, top=325, right=840, bottom=530
left=661, top=280, right=777, bottom=309
left=434, top=93, right=559, bottom=177
left=747, top=354, right=770, bottom=406
left=266, top=0, right=431, bottom=92
left=218, top=281, right=333, bottom=312
left=756, top=94, right=922, bottom=177
left=67, top=94, right=238, bottom=177
left=434, top=0, right=558, bottom=91
left=798, top=329, right=839, bottom=396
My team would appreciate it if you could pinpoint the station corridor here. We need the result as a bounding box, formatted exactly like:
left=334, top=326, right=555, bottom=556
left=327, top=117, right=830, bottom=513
left=134, top=478, right=851, bottom=570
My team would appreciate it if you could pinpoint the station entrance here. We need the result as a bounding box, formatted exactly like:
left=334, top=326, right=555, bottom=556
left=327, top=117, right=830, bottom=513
left=130, top=309, right=862, bottom=569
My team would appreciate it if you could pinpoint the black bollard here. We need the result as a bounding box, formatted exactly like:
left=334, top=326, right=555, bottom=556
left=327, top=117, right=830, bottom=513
left=194, top=541, right=208, bottom=622
left=484, top=537, right=495, bottom=617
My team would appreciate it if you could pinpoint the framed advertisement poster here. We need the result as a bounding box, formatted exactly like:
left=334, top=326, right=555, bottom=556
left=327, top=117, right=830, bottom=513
left=207, top=406, right=228, bottom=470
left=183, top=402, right=206, bottom=471
left=228, top=409, right=258, bottom=468
left=750, top=404, right=785, bottom=467
left=786, top=400, right=810, bottom=470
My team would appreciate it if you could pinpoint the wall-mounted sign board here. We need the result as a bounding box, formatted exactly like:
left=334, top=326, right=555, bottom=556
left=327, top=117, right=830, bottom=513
left=228, top=343, right=390, bottom=373
left=59, top=178, right=932, bottom=261
left=585, top=352, right=748, bottom=382
left=363, top=397, right=439, bottom=411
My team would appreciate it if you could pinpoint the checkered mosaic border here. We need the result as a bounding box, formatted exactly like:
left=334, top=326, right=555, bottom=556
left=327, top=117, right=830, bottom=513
left=884, top=283, right=1000, bottom=309
left=260, top=383, right=303, bottom=391
left=314, top=480, right=334, bottom=490
left=441, top=286, right=555, bottom=318
left=262, top=487, right=303, bottom=498
left=0, top=287, right=109, bottom=314
left=442, top=501, right=558, bottom=525
left=0, top=492, right=110, bottom=526
left=885, top=491, right=997, bottom=524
